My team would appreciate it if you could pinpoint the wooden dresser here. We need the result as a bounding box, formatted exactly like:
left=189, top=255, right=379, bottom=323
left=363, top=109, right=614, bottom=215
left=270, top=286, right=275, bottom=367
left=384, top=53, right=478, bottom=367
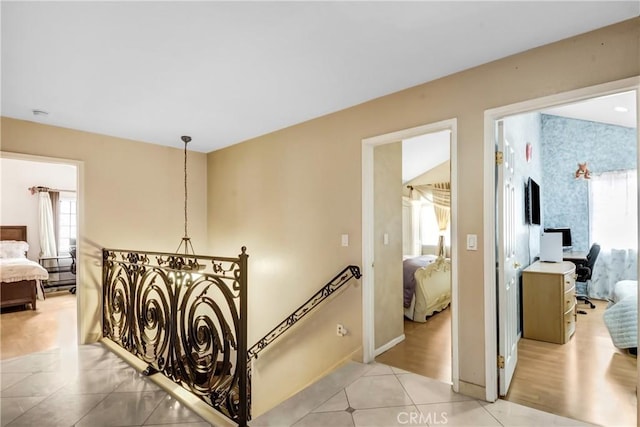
left=522, top=261, right=576, bottom=344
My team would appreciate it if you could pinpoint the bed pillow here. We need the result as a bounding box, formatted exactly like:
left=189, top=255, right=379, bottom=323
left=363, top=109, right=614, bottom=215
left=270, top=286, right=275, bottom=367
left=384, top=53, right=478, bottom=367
left=0, top=240, right=29, bottom=258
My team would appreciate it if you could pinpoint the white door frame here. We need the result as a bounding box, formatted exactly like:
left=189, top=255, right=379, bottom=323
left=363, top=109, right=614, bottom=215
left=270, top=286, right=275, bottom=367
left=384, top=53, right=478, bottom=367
left=483, top=76, right=640, bottom=402
left=362, top=118, right=460, bottom=391
left=0, top=151, right=85, bottom=345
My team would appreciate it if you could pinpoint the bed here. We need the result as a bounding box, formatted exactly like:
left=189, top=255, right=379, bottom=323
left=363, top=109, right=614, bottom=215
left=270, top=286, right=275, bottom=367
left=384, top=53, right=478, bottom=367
left=403, top=254, right=451, bottom=322
left=603, top=280, right=637, bottom=352
left=0, top=226, right=48, bottom=310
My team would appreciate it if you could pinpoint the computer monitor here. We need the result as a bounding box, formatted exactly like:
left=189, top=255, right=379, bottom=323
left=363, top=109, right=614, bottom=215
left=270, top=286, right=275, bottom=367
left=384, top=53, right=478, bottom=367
left=544, top=227, right=572, bottom=249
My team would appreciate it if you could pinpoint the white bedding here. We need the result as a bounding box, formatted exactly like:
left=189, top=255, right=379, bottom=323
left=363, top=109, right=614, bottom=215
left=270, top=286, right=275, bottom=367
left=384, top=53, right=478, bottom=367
left=603, top=280, right=637, bottom=349
left=0, top=258, right=48, bottom=299
left=404, top=257, right=451, bottom=322
left=0, top=258, right=49, bottom=283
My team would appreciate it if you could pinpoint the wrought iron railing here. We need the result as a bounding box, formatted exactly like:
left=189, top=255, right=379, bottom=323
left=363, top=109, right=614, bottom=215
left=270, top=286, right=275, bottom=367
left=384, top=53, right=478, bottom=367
left=247, top=265, right=361, bottom=360
left=102, top=247, right=249, bottom=426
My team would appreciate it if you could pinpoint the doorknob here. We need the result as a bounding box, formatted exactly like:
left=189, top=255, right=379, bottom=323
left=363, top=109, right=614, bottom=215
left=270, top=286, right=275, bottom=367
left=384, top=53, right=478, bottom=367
left=514, top=262, right=521, bottom=269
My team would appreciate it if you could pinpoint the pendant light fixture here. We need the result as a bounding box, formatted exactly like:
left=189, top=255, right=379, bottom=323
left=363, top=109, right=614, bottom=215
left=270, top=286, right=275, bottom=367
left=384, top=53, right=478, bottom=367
left=176, top=135, right=196, bottom=255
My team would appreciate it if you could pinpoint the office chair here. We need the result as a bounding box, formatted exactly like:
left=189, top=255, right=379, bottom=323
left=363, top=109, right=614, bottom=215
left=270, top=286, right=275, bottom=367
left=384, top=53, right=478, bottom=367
left=69, top=246, right=76, bottom=294
left=575, top=243, right=600, bottom=313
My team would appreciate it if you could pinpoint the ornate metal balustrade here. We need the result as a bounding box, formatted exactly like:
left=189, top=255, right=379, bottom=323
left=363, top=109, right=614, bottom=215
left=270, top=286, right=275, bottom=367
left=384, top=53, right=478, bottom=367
left=102, top=247, right=249, bottom=426
left=248, top=265, right=361, bottom=361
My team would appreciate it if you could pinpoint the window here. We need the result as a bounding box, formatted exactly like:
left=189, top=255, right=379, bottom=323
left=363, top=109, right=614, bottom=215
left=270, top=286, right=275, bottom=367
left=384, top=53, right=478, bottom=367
left=58, top=196, right=77, bottom=254
left=590, top=170, right=637, bottom=250
left=419, top=201, right=450, bottom=246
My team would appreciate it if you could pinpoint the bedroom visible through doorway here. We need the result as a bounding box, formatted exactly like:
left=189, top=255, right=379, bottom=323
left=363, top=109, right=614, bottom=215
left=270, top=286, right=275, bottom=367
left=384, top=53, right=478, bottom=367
left=0, top=156, right=80, bottom=359
left=372, top=127, right=455, bottom=385
left=491, top=86, right=638, bottom=426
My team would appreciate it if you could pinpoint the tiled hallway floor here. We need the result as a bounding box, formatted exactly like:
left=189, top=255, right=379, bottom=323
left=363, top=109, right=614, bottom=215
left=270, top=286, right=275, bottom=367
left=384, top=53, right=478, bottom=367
left=0, top=343, right=210, bottom=427
left=252, top=362, right=595, bottom=427
left=1, top=344, right=596, bottom=427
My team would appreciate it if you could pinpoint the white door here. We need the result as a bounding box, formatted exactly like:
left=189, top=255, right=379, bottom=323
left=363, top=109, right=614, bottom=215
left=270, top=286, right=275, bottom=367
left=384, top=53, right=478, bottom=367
left=497, top=120, right=519, bottom=396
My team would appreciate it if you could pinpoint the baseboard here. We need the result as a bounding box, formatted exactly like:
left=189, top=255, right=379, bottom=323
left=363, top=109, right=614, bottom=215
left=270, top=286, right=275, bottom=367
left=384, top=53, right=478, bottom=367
left=458, top=380, right=487, bottom=401
left=374, top=334, right=406, bottom=357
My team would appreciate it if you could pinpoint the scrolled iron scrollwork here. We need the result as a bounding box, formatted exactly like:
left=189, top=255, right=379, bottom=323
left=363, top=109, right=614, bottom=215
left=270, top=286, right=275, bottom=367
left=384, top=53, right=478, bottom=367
left=102, top=247, right=249, bottom=426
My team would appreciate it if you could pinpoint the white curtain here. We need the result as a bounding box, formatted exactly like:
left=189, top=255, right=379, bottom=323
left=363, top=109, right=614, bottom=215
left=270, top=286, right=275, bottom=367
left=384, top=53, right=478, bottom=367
left=588, top=170, right=638, bottom=299
left=412, top=183, right=451, bottom=257
left=38, top=191, right=57, bottom=257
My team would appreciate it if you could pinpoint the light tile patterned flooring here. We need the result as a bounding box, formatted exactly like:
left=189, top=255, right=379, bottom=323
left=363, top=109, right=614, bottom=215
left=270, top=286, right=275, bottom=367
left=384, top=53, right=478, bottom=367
left=1, top=344, right=595, bottom=427
left=252, top=362, right=594, bottom=427
left=0, top=343, right=210, bottom=427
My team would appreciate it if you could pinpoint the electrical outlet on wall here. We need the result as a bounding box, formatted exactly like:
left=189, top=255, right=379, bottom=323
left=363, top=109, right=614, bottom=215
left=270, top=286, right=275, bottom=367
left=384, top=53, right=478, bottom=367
left=336, top=324, right=348, bottom=337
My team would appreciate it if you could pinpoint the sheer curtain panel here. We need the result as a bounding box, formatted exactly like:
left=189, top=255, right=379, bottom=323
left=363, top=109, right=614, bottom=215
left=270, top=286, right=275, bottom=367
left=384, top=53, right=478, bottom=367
left=588, top=170, right=638, bottom=298
left=38, top=191, right=58, bottom=257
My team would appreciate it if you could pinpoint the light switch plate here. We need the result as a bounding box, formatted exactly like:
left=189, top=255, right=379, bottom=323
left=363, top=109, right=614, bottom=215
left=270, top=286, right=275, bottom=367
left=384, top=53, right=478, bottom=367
left=341, top=234, right=349, bottom=247
left=467, top=234, right=478, bottom=250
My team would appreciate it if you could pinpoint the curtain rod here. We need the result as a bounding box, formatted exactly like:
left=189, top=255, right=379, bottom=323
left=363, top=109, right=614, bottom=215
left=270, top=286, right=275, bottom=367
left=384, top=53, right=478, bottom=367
left=28, top=186, right=76, bottom=195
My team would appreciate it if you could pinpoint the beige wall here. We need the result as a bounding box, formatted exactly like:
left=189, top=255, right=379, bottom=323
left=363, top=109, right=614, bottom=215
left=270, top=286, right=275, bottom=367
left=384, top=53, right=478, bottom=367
left=207, top=18, right=639, bottom=411
left=0, top=118, right=208, bottom=343
left=373, top=142, right=403, bottom=349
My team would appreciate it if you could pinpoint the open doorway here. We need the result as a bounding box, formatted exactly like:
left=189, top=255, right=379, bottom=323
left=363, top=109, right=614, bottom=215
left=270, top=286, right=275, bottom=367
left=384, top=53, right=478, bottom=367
left=376, top=130, right=453, bottom=384
left=0, top=155, right=80, bottom=360
left=489, top=83, right=638, bottom=426
left=361, top=118, right=459, bottom=391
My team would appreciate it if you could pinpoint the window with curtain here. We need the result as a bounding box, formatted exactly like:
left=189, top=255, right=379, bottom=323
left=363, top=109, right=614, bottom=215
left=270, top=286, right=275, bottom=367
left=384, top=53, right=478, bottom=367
left=58, top=196, right=77, bottom=255
left=419, top=201, right=450, bottom=246
left=590, top=170, right=638, bottom=250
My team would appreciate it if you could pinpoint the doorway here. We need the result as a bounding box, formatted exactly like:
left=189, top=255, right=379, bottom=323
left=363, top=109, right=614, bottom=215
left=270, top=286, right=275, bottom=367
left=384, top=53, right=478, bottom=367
left=486, top=78, right=639, bottom=425
left=361, top=118, right=459, bottom=391
left=0, top=152, right=83, bottom=359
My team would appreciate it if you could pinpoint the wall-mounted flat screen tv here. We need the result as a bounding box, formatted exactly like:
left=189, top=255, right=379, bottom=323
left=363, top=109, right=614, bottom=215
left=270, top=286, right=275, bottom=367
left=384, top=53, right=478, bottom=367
left=526, top=177, right=541, bottom=225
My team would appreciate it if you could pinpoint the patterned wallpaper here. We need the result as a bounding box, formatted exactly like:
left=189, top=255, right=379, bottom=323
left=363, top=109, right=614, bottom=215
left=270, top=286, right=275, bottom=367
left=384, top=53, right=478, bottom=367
left=541, top=115, right=637, bottom=252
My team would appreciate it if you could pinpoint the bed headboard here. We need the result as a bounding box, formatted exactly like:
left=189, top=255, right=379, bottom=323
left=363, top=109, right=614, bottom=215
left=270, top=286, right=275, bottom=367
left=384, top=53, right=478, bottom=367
left=0, top=226, right=27, bottom=241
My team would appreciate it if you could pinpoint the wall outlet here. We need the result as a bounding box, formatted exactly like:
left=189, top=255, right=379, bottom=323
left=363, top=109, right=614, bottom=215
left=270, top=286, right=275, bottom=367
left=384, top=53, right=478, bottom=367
left=336, top=324, right=348, bottom=337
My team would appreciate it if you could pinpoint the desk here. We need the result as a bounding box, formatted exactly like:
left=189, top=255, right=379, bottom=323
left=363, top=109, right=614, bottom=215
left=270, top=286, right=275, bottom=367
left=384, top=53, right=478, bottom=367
left=562, top=251, right=588, bottom=263
left=522, top=261, right=577, bottom=344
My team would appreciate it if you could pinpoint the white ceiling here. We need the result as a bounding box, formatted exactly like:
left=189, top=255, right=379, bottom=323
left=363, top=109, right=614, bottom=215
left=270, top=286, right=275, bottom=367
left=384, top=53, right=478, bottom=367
left=2, top=2, right=638, bottom=153
left=542, top=91, right=637, bottom=128
left=402, top=131, right=450, bottom=184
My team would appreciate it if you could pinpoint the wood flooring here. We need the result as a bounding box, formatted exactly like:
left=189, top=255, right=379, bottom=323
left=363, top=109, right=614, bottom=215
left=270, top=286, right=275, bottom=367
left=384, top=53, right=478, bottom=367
left=376, top=307, right=452, bottom=384
left=0, top=290, right=77, bottom=360
left=506, top=299, right=637, bottom=427
left=376, top=301, right=637, bottom=426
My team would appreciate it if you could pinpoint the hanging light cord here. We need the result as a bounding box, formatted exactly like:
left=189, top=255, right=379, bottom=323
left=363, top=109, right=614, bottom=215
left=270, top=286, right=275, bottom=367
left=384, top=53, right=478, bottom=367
left=183, top=137, right=188, bottom=238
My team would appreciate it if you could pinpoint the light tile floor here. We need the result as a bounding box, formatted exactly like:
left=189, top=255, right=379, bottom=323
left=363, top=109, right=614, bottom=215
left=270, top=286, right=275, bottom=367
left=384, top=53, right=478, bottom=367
left=252, top=362, right=595, bottom=427
left=0, top=343, right=211, bottom=427
left=0, top=344, right=596, bottom=427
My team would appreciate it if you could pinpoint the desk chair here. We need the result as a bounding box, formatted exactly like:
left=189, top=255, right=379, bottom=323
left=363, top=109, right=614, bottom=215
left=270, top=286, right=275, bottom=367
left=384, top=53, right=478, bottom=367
left=69, top=246, right=76, bottom=294
left=575, top=243, right=600, bottom=313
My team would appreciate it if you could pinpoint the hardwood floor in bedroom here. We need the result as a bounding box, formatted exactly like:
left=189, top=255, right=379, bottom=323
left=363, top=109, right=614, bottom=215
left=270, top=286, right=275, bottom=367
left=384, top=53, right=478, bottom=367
left=0, top=290, right=77, bottom=360
left=375, top=300, right=637, bottom=426
left=375, top=307, right=451, bottom=384
left=505, top=299, right=637, bottom=427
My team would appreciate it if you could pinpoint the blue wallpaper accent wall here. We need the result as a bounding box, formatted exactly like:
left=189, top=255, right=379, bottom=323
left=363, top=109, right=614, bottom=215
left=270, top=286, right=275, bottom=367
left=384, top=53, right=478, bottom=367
left=541, top=114, right=637, bottom=252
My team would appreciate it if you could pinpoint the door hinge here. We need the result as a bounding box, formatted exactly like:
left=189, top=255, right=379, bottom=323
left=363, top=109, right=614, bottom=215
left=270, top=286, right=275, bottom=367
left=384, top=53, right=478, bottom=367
left=497, top=355, right=505, bottom=369
left=495, top=151, right=504, bottom=165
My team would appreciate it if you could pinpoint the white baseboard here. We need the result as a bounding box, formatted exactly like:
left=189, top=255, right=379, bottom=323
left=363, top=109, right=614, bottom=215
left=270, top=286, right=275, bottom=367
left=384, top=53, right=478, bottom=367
left=374, top=334, right=405, bottom=357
